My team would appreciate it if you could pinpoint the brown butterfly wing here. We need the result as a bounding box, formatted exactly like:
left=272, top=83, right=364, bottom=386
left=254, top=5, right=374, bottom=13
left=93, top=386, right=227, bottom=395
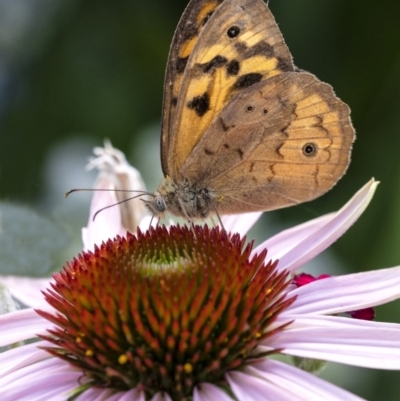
left=163, top=0, right=294, bottom=179
left=180, top=72, right=355, bottom=213
left=161, top=0, right=227, bottom=176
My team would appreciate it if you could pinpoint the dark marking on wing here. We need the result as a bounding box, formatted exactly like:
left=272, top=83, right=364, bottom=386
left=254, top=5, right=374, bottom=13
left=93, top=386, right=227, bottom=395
left=292, top=103, right=299, bottom=120
left=187, top=92, right=210, bottom=117
left=234, top=41, right=248, bottom=54
left=303, top=143, right=318, bottom=157
left=277, top=99, right=297, bottom=121
left=276, top=143, right=285, bottom=158
left=236, top=148, right=244, bottom=160
left=201, top=11, right=214, bottom=26
left=226, top=59, right=240, bottom=76
left=246, top=41, right=274, bottom=58
left=280, top=123, right=290, bottom=138
left=171, top=97, right=178, bottom=106
left=323, top=138, right=334, bottom=162
left=180, top=22, right=198, bottom=43
left=223, top=143, right=230, bottom=149
left=219, top=117, right=229, bottom=132
left=249, top=162, right=255, bottom=172
left=277, top=96, right=288, bottom=108
left=314, top=115, right=330, bottom=137
left=313, top=164, right=320, bottom=187
left=204, top=148, right=215, bottom=156
left=176, top=57, right=189, bottom=74
left=199, top=55, right=228, bottom=74
left=252, top=176, right=258, bottom=183
left=235, top=41, right=274, bottom=59
left=227, top=25, right=241, bottom=38
left=234, top=73, right=263, bottom=89
left=276, top=57, right=293, bottom=72
left=314, top=115, right=324, bottom=126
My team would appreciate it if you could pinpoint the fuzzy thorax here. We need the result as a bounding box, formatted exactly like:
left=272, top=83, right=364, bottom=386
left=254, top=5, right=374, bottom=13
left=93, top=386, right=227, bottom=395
left=144, top=176, right=216, bottom=219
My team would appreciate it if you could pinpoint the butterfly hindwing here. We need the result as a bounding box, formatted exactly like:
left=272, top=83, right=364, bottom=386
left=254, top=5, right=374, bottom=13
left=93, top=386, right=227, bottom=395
left=181, top=72, right=354, bottom=213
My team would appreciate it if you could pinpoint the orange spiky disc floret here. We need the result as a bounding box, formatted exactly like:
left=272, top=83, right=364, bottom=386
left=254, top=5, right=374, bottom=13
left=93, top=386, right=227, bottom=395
left=37, top=225, right=294, bottom=400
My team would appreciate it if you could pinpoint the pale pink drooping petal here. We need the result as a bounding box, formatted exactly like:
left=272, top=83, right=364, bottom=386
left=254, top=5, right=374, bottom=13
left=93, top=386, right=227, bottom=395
left=193, top=383, right=233, bottom=401
left=265, top=319, right=400, bottom=369
left=287, top=265, right=400, bottom=315
left=0, top=340, right=51, bottom=377
left=81, top=176, right=125, bottom=251
left=1, top=357, right=80, bottom=401
left=253, top=179, right=378, bottom=273
left=83, top=140, right=149, bottom=251
left=227, top=369, right=300, bottom=401
left=245, top=359, right=366, bottom=401
left=150, top=391, right=173, bottom=401
left=0, top=309, right=48, bottom=346
left=221, top=212, right=262, bottom=237
left=0, top=276, right=51, bottom=309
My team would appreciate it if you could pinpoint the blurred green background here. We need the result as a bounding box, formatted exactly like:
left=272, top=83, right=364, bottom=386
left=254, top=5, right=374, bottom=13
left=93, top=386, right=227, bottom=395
left=0, top=0, right=399, bottom=398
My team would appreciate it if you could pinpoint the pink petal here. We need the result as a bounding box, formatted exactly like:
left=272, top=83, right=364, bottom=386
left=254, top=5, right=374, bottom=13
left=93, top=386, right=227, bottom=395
left=0, top=341, right=50, bottom=377
left=278, top=314, right=400, bottom=332
left=150, top=392, right=173, bottom=401
left=287, top=265, right=400, bottom=315
left=0, top=276, right=51, bottom=309
left=247, top=359, right=365, bottom=401
left=254, top=213, right=334, bottom=260
left=1, top=358, right=79, bottom=400
left=227, top=370, right=295, bottom=401
left=116, top=389, right=147, bottom=401
left=193, top=383, right=233, bottom=401
left=253, top=179, right=378, bottom=272
left=266, top=319, right=400, bottom=369
left=95, top=392, right=126, bottom=401
left=82, top=141, right=149, bottom=251
left=0, top=309, right=48, bottom=346
left=75, top=388, right=117, bottom=401
left=221, top=212, right=262, bottom=236
left=82, top=177, right=126, bottom=252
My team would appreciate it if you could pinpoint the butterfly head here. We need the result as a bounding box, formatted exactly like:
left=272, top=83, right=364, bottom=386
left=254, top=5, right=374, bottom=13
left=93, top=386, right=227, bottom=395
left=143, top=194, right=167, bottom=216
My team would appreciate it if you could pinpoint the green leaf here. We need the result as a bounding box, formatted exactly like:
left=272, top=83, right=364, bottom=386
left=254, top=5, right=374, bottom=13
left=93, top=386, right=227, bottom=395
left=0, top=202, right=70, bottom=276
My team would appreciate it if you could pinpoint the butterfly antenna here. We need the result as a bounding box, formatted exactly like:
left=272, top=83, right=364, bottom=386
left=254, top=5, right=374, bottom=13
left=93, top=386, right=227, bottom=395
left=92, top=193, right=149, bottom=222
left=65, top=188, right=155, bottom=198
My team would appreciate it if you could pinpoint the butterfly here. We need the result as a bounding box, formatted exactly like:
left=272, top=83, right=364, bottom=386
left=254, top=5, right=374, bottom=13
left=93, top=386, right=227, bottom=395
left=144, top=0, right=355, bottom=222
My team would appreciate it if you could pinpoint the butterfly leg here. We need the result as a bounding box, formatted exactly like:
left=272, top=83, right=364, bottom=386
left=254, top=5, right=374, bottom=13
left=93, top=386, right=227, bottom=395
left=213, top=206, right=226, bottom=234
left=177, top=197, right=193, bottom=222
left=149, top=213, right=155, bottom=229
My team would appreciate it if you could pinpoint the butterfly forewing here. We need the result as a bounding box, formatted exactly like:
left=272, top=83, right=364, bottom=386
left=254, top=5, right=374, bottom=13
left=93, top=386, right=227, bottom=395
left=161, top=0, right=226, bottom=176
left=164, top=0, right=294, bottom=180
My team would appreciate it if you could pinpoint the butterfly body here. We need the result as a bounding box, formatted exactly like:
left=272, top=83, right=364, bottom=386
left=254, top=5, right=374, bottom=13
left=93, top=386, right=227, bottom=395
left=146, top=176, right=216, bottom=219
left=147, top=0, right=355, bottom=220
